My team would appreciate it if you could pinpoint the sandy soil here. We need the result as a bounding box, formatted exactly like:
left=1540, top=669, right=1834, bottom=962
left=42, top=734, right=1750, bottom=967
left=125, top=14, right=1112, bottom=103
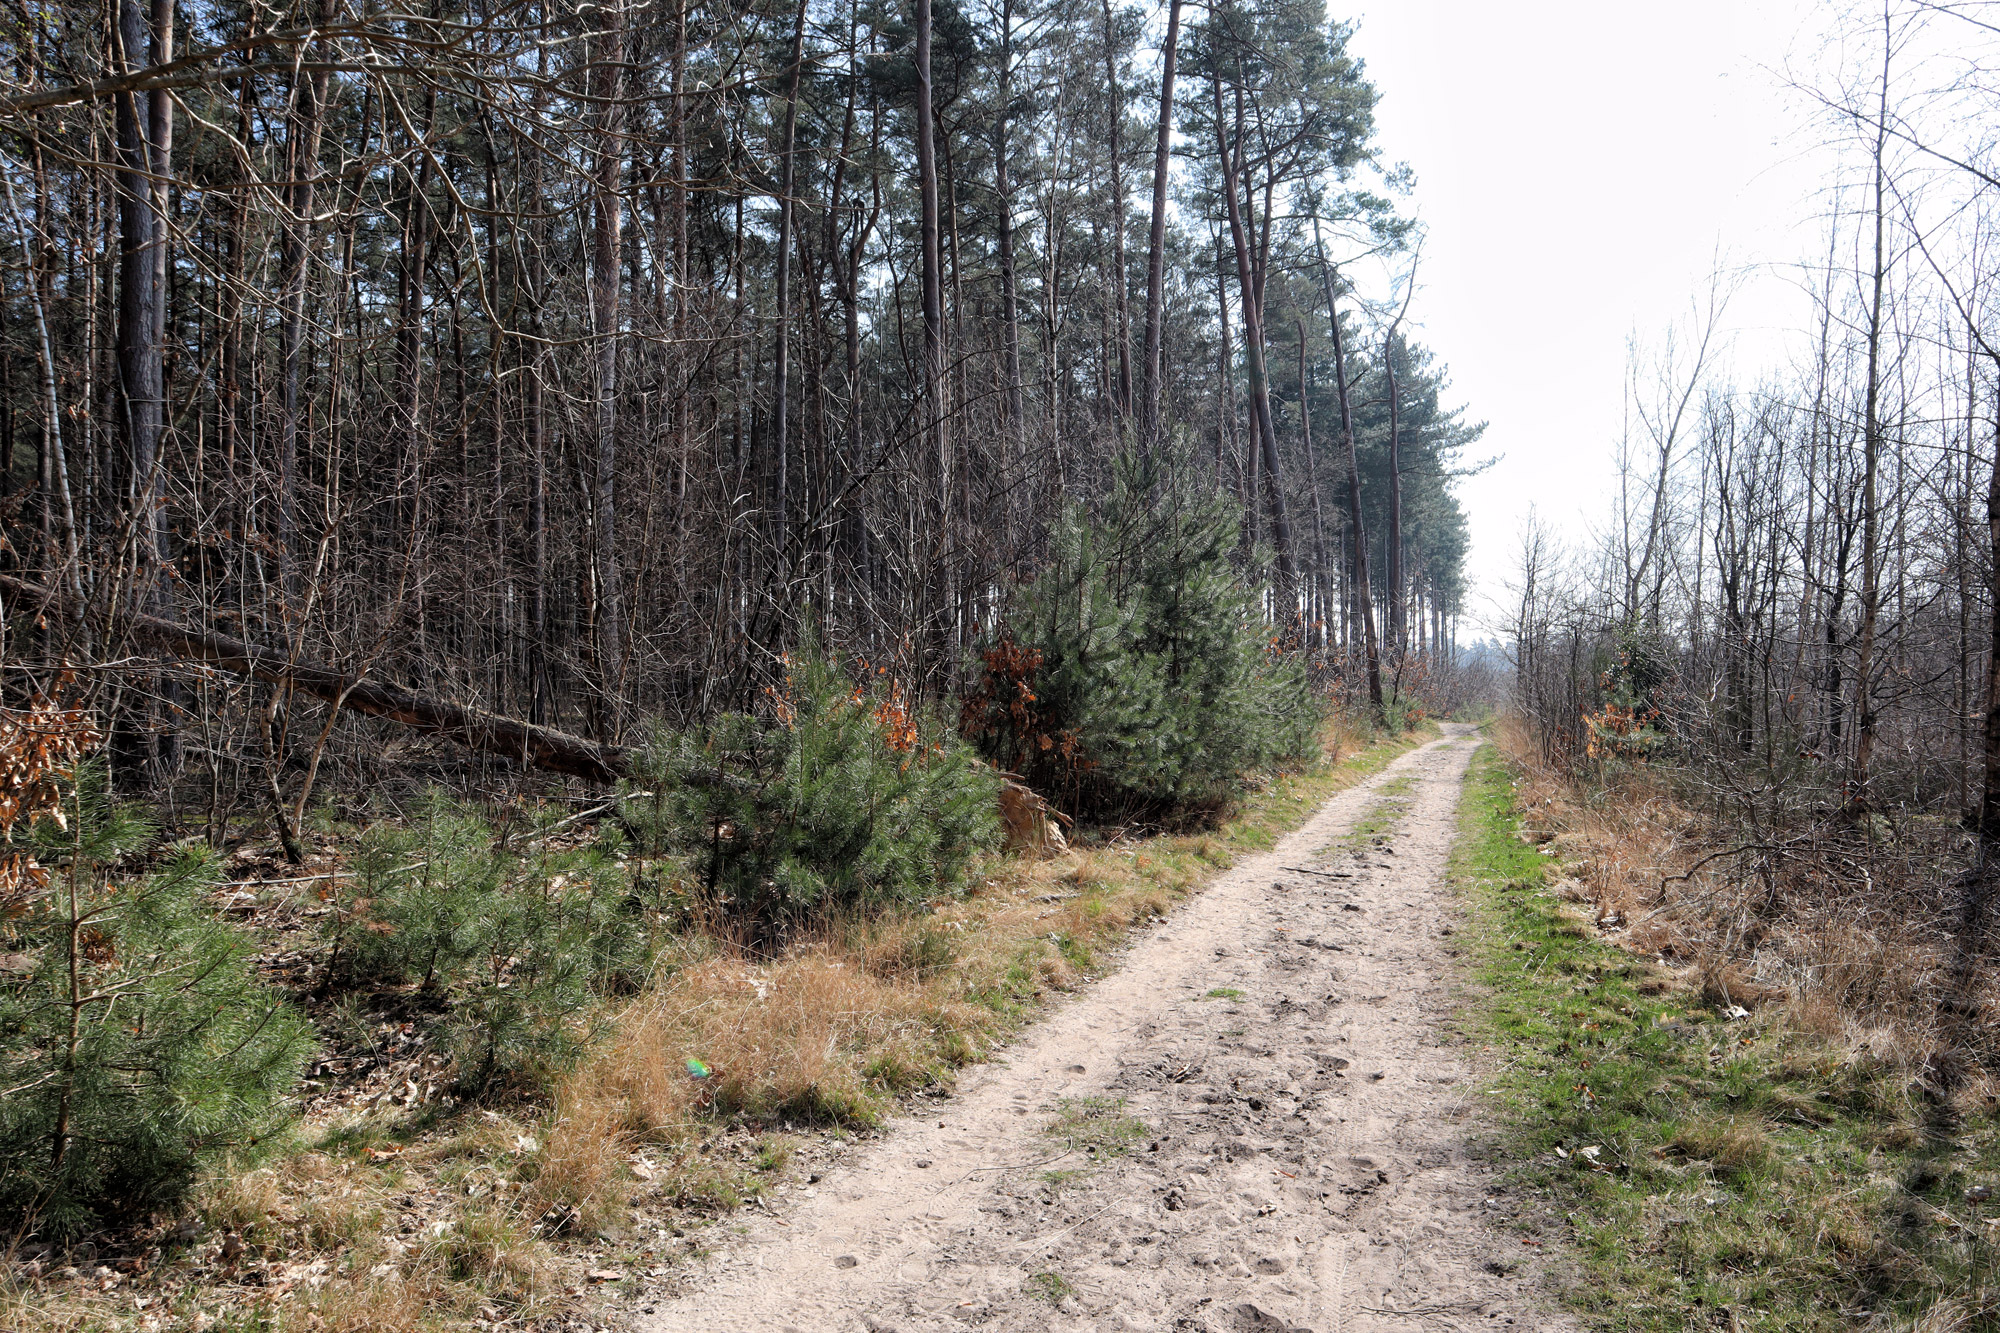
left=636, top=728, right=1573, bottom=1333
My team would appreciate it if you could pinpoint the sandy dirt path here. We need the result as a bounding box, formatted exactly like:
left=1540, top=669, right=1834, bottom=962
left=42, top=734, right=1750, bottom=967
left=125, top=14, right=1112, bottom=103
left=638, top=727, right=1570, bottom=1333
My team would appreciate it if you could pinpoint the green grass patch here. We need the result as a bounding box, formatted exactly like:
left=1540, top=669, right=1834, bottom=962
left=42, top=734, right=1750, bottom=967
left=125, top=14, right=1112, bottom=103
left=1037, top=1096, right=1148, bottom=1195
left=1376, top=770, right=1421, bottom=798
left=1342, top=794, right=1411, bottom=852
left=1328, top=771, right=1418, bottom=858
left=1453, top=740, right=2000, bottom=1330
left=1045, top=1096, right=1149, bottom=1159
left=1024, top=1271, right=1075, bottom=1303
left=1203, top=987, right=1245, bottom=1001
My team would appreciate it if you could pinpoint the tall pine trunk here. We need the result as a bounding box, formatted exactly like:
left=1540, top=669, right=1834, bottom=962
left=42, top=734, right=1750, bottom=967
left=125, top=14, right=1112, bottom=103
left=1967, top=377, right=2000, bottom=962
left=1100, top=0, right=1130, bottom=426
left=1297, top=320, right=1329, bottom=651
left=769, top=0, right=808, bottom=587
left=915, top=0, right=950, bottom=674
left=1851, top=17, right=1891, bottom=808
left=1317, top=254, right=1384, bottom=722
left=1212, top=75, right=1294, bottom=583
left=114, top=0, right=164, bottom=584
left=1384, top=329, right=1405, bottom=655
left=1138, top=0, right=1182, bottom=452
left=590, top=0, right=628, bottom=725
left=276, top=0, right=334, bottom=605
left=112, top=0, right=172, bottom=780
left=994, top=0, right=1024, bottom=458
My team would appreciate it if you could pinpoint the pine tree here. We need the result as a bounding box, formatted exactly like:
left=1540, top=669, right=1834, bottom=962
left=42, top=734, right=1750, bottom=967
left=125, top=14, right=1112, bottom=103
left=966, top=451, right=1319, bottom=822
left=0, top=762, right=313, bottom=1236
left=327, top=793, right=653, bottom=1096
left=621, top=639, right=1000, bottom=921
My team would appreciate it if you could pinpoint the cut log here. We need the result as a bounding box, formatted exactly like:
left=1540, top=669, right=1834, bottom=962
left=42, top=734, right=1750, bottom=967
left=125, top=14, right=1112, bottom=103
left=0, top=575, right=630, bottom=783
left=996, top=771, right=1068, bottom=857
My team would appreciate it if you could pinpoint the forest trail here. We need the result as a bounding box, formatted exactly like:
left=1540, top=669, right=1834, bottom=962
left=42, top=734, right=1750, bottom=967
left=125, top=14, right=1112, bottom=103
left=638, top=727, right=1569, bottom=1333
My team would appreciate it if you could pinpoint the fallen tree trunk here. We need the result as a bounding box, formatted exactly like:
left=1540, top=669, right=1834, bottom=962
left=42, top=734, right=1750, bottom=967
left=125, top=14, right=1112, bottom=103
left=0, top=575, right=630, bottom=783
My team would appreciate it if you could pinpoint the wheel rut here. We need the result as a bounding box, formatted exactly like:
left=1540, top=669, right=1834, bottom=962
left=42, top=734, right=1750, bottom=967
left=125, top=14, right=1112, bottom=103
left=638, top=726, right=1572, bottom=1333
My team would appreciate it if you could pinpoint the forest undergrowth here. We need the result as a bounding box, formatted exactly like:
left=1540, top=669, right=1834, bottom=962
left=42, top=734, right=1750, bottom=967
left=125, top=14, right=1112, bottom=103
left=1464, top=722, right=2000, bottom=1331
left=0, top=712, right=1426, bottom=1333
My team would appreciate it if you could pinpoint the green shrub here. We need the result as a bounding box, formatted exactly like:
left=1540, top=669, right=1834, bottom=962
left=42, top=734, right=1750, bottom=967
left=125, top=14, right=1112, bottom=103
left=330, top=793, right=503, bottom=989
left=326, top=795, right=651, bottom=1095
left=0, top=764, right=312, bottom=1237
left=619, top=641, right=1000, bottom=921
left=1583, top=631, right=1674, bottom=764
left=963, top=451, right=1319, bottom=822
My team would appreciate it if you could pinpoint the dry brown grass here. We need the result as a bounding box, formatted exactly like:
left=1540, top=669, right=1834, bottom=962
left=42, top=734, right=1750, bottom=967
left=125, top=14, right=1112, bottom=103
left=191, top=1149, right=398, bottom=1259
left=1, top=1182, right=555, bottom=1333
left=0, top=1282, right=91, bottom=1333
left=291, top=1276, right=434, bottom=1333
left=279, top=1214, right=553, bottom=1333
left=1665, top=1115, right=1775, bottom=1177
left=192, top=1160, right=289, bottom=1241
left=1490, top=714, right=1985, bottom=1084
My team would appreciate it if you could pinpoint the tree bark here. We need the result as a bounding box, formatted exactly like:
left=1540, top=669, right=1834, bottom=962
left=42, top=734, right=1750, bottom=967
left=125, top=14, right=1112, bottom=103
left=914, top=0, right=950, bottom=668
left=994, top=0, right=1024, bottom=457
left=1297, top=320, right=1329, bottom=650
left=1384, top=329, right=1405, bottom=655
left=1318, top=257, right=1384, bottom=722
left=114, top=0, right=165, bottom=582
left=769, top=0, right=808, bottom=585
left=590, top=0, right=629, bottom=723
left=1971, top=382, right=2000, bottom=943
left=1212, top=74, right=1294, bottom=582
left=1215, top=232, right=1246, bottom=534
left=1851, top=15, right=1892, bottom=807
left=524, top=68, right=552, bottom=725
left=1138, top=0, right=1182, bottom=453
left=276, top=0, right=334, bottom=605
left=112, top=0, right=173, bottom=781
left=1100, top=0, right=1130, bottom=426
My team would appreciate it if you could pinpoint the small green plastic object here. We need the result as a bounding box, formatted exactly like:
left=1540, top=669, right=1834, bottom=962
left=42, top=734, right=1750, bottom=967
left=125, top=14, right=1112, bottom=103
left=686, top=1057, right=712, bottom=1079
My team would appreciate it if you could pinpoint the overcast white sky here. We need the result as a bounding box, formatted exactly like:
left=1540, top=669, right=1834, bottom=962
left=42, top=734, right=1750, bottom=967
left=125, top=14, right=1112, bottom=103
left=1348, top=0, right=1831, bottom=634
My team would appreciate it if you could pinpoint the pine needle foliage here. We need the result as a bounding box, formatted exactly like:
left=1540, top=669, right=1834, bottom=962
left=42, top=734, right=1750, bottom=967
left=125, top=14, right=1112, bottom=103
left=0, top=762, right=313, bottom=1238
left=324, top=794, right=652, bottom=1096
left=965, top=452, right=1320, bottom=823
left=1582, top=634, right=1674, bottom=765
left=619, top=640, right=1000, bottom=922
